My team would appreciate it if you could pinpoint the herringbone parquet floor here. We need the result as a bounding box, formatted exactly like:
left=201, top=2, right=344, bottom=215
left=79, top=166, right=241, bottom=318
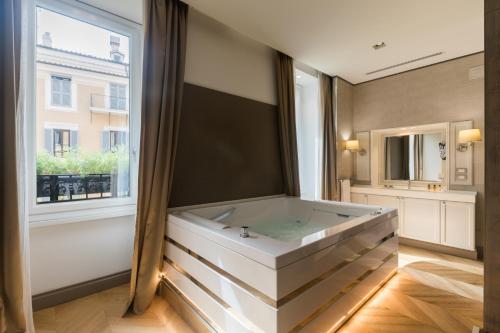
left=34, top=245, right=483, bottom=333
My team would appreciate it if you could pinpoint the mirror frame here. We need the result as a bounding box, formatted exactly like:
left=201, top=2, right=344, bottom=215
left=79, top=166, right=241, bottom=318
left=373, top=122, right=450, bottom=189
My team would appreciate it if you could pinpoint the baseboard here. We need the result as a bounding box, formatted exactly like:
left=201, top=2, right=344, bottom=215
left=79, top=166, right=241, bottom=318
left=159, top=279, right=217, bottom=333
left=32, top=270, right=131, bottom=311
left=399, top=237, right=478, bottom=260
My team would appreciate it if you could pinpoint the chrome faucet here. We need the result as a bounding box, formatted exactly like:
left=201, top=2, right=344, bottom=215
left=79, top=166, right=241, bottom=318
left=240, top=226, right=249, bottom=238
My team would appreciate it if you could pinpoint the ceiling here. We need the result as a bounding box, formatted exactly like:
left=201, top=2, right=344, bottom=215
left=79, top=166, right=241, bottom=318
left=82, top=0, right=484, bottom=84
left=183, top=0, right=484, bottom=84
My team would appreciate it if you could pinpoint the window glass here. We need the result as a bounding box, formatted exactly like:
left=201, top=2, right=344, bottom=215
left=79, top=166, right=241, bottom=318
left=110, top=130, right=127, bottom=151
left=53, top=129, right=71, bottom=156
left=294, top=69, right=321, bottom=200
left=51, top=76, right=71, bottom=107
left=36, top=7, right=131, bottom=203
left=109, top=83, right=127, bottom=110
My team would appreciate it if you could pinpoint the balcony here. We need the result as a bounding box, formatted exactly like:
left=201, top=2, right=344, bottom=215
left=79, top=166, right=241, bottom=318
left=36, top=173, right=129, bottom=203
left=90, top=93, right=129, bottom=115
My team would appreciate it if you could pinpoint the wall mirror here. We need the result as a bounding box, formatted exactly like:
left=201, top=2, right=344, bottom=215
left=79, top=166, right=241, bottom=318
left=354, top=131, right=370, bottom=184
left=374, top=123, right=449, bottom=187
left=383, top=131, right=446, bottom=183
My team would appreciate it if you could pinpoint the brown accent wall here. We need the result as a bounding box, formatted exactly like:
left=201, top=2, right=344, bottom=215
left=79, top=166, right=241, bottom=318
left=484, top=1, right=500, bottom=331
left=351, top=53, right=485, bottom=252
left=169, top=83, right=284, bottom=207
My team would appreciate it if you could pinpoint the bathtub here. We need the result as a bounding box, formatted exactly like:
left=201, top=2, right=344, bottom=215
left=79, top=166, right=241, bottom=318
left=161, top=196, right=398, bottom=333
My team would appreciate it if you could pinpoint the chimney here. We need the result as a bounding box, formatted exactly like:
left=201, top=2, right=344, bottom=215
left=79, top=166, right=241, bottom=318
left=110, top=35, right=124, bottom=62
left=42, top=32, right=52, bottom=47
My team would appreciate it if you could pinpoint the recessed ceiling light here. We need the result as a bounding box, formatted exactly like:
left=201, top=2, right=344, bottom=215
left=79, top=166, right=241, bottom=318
left=372, top=42, right=386, bottom=50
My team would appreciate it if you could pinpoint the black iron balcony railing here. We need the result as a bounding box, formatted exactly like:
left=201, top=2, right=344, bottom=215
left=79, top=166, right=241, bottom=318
left=36, top=173, right=128, bottom=204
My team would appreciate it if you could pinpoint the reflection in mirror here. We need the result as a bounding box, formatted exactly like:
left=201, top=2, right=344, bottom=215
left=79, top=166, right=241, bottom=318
left=384, top=133, right=445, bottom=182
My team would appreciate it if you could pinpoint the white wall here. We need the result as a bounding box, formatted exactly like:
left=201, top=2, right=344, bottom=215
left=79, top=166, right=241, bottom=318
left=185, top=9, right=276, bottom=105
left=30, top=217, right=135, bottom=294
left=29, top=6, right=276, bottom=295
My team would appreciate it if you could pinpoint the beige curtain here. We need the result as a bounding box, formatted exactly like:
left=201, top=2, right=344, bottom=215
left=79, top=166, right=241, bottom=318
left=400, top=135, right=410, bottom=180
left=275, top=52, right=300, bottom=196
left=1, top=0, right=34, bottom=332
left=320, top=73, right=337, bottom=201
left=413, top=134, right=424, bottom=180
left=127, top=0, right=188, bottom=314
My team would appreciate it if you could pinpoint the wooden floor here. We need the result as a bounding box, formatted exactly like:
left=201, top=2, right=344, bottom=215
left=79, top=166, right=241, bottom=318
left=34, top=245, right=483, bottom=333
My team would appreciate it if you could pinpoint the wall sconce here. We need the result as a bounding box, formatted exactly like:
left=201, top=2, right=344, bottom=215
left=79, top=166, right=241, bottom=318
left=345, top=140, right=366, bottom=155
left=457, top=129, right=481, bottom=152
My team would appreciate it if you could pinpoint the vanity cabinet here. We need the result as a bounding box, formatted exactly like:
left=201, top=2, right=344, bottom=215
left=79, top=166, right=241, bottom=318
left=350, top=187, right=476, bottom=252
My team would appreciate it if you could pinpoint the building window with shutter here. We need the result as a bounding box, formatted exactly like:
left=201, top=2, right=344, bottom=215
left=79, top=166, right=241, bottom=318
left=102, top=130, right=127, bottom=152
left=110, top=130, right=127, bottom=151
left=51, top=75, right=72, bottom=107
left=50, top=128, right=78, bottom=157
left=109, top=83, right=127, bottom=110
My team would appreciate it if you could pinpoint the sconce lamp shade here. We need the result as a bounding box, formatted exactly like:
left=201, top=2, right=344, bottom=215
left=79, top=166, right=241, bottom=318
left=345, top=140, right=360, bottom=151
left=458, top=129, right=481, bottom=143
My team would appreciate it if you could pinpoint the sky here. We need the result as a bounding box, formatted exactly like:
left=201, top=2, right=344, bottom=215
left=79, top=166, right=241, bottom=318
left=36, top=7, right=130, bottom=63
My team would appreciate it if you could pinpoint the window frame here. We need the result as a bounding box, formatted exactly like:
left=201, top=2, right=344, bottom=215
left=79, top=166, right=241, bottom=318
left=27, top=0, right=143, bottom=226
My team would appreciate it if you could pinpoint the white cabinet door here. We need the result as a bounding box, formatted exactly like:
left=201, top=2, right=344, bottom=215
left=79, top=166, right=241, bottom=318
left=367, top=195, right=402, bottom=235
left=441, top=201, right=475, bottom=250
left=351, top=193, right=368, bottom=204
left=401, top=198, right=441, bottom=243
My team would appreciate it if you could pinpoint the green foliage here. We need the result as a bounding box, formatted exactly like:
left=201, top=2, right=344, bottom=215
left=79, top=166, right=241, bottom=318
left=37, top=146, right=129, bottom=175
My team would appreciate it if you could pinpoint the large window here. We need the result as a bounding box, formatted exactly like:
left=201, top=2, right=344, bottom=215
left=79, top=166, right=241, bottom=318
left=294, top=68, right=321, bottom=200
left=30, top=0, right=141, bottom=219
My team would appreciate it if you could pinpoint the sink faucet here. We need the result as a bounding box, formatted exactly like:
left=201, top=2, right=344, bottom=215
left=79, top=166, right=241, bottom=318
left=407, top=180, right=411, bottom=190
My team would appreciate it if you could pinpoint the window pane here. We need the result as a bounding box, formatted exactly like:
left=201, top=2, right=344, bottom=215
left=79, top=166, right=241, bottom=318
left=51, top=92, right=61, bottom=105
left=294, top=69, right=321, bottom=201
left=109, top=83, right=127, bottom=110
left=36, top=7, right=131, bottom=204
left=62, top=80, right=71, bottom=93
left=62, top=94, right=71, bottom=106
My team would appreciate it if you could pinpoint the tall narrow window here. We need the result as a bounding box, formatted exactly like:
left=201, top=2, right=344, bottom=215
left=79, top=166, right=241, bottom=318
left=34, top=5, right=136, bottom=205
left=51, top=75, right=71, bottom=107
left=294, top=68, right=321, bottom=200
left=109, top=83, right=127, bottom=110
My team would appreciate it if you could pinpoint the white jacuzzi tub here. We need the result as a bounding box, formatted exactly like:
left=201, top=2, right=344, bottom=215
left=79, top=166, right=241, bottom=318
left=162, top=196, right=398, bottom=333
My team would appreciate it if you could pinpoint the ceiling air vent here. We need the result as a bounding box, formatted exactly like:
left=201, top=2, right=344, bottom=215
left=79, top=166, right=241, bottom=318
left=365, top=52, right=444, bottom=75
